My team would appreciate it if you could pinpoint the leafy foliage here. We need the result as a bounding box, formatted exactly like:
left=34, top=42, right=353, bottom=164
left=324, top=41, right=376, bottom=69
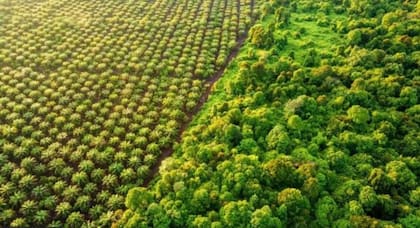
left=0, top=0, right=255, bottom=226
left=119, top=0, right=419, bottom=227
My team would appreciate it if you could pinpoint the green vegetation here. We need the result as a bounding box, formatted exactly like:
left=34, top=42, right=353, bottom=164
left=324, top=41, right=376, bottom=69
left=0, top=0, right=419, bottom=227
left=119, top=0, right=420, bottom=227
left=0, top=0, right=255, bottom=226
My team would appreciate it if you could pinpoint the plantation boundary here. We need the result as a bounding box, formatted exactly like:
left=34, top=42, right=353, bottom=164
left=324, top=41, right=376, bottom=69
left=142, top=0, right=255, bottom=187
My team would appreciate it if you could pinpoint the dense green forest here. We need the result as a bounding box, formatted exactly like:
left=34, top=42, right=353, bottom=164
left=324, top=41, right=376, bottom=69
left=0, top=0, right=419, bottom=227
left=118, top=0, right=420, bottom=227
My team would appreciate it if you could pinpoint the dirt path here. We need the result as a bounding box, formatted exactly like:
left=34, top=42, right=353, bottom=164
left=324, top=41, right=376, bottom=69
left=142, top=1, right=256, bottom=187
